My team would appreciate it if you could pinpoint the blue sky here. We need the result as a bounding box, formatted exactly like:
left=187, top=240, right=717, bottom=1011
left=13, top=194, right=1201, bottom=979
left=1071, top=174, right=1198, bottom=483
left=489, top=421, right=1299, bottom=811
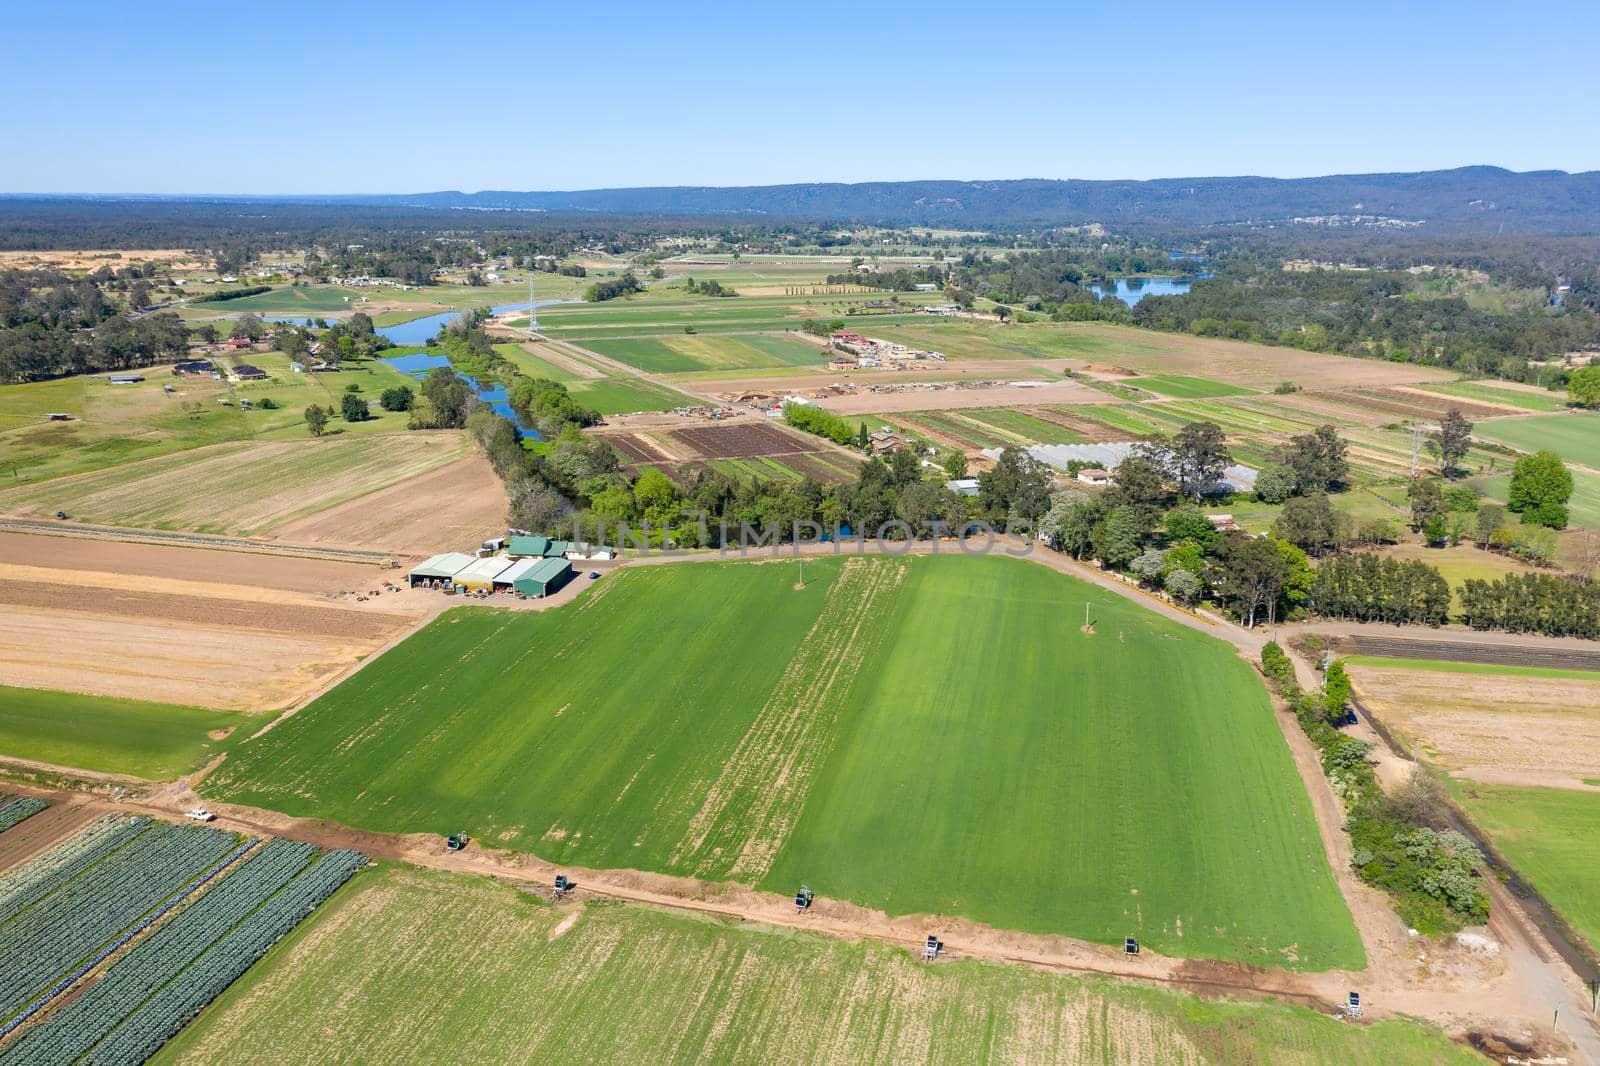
left=2, top=1, right=1595, bottom=193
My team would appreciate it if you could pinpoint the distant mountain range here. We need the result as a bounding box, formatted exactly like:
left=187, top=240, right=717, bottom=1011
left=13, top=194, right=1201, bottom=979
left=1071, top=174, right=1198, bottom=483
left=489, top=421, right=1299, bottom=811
left=357, top=167, right=1600, bottom=230
left=8, top=167, right=1600, bottom=231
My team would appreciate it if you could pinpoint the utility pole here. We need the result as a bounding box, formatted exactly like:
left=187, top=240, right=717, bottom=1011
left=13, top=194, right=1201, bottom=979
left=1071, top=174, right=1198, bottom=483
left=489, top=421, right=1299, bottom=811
left=526, top=256, right=539, bottom=337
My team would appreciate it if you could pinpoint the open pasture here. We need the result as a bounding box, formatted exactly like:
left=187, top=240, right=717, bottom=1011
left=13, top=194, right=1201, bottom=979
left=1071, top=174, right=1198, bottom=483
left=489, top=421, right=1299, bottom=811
left=566, top=377, right=693, bottom=415
left=0, top=431, right=468, bottom=536
left=203, top=555, right=1360, bottom=968
left=156, top=865, right=1469, bottom=1066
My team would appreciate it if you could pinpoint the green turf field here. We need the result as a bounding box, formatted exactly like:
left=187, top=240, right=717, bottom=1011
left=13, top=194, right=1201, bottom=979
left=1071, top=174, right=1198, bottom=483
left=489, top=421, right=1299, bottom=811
left=155, top=864, right=1466, bottom=1066
left=1456, top=783, right=1600, bottom=954
left=566, top=377, right=692, bottom=415
left=1130, top=374, right=1256, bottom=398
left=492, top=342, right=580, bottom=382
left=1474, top=467, right=1600, bottom=531
left=576, top=332, right=828, bottom=373
left=0, top=685, right=245, bottom=779
left=1473, top=413, right=1600, bottom=464
left=1421, top=381, right=1568, bottom=412
left=203, top=554, right=1360, bottom=968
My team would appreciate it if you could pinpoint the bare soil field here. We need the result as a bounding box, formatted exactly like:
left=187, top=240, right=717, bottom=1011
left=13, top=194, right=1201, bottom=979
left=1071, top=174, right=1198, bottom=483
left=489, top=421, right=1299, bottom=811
left=0, top=531, right=397, bottom=594
left=0, top=248, right=203, bottom=271
left=1059, top=325, right=1457, bottom=389
left=0, top=797, right=100, bottom=873
left=269, top=453, right=505, bottom=555
left=1348, top=663, right=1600, bottom=790
left=1333, top=388, right=1517, bottom=423
left=820, top=380, right=1102, bottom=415
left=0, top=533, right=424, bottom=712
left=672, top=421, right=823, bottom=459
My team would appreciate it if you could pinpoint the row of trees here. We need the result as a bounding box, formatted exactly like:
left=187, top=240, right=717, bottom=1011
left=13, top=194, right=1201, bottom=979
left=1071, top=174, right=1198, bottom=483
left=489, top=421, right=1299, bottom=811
left=1458, top=573, right=1600, bottom=638
left=583, top=271, right=644, bottom=302
left=1308, top=555, right=1452, bottom=625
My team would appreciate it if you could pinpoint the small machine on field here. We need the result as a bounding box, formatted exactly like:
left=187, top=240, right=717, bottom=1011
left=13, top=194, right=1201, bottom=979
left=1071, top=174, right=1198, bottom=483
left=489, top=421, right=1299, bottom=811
left=445, top=833, right=469, bottom=852
left=794, top=884, right=813, bottom=912
left=553, top=874, right=573, bottom=899
left=922, top=935, right=942, bottom=962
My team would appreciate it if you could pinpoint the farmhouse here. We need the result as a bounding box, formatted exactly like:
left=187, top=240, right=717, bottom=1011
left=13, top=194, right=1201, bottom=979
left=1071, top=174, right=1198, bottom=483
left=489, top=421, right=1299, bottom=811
left=172, top=360, right=215, bottom=375
left=407, top=552, right=476, bottom=588
left=988, top=443, right=1259, bottom=494
left=231, top=364, right=269, bottom=381
left=1077, top=467, right=1114, bottom=486
left=452, top=555, right=514, bottom=591
left=512, top=556, right=574, bottom=598
left=867, top=430, right=906, bottom=455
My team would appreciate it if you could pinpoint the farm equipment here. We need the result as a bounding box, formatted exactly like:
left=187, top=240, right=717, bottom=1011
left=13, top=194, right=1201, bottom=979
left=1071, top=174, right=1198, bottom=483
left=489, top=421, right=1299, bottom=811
left=1124, top=937, right=1139, bottom=956
left=54, top=511, right=68, bottom=520
left=794, top=884, right=813, bottom=912
left=445, top=833, right=469, bottom=852
left=554, top=874, right=573, bottom=898
left=922, top=935, right=942, bottom=961
left=185, top=808, right=216, bottom=822
left=1344, top=992, right=1362, bottom=1018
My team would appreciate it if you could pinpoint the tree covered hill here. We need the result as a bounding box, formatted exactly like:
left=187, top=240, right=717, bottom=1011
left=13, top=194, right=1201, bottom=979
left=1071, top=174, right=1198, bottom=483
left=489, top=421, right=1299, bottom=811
left=376, top=167, right=1600, bottom=231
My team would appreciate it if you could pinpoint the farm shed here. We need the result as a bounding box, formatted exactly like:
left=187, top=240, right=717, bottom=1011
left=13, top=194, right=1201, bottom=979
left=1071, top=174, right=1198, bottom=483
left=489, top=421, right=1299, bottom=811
left=408, top=552, right=476, bottom=588
left=493, top=557, right=540, bottom=590
left=507, top=535, right=549, bottom=558
left=453, top=555, right=514, bottom=591
left=106, top=374, right=144, bottom=384
left=512, top=557, right=573, bottom=598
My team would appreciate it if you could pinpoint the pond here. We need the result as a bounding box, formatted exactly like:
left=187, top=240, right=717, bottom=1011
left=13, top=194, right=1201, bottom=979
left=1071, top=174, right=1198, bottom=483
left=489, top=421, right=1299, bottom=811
left=380, top=351, right=536, bottom=437
left=1085, top=275, right=1211, bottom=306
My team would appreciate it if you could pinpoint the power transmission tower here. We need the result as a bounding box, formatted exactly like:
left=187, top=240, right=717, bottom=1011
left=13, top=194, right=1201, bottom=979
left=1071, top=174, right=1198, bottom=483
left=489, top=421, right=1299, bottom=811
left=1410, top=424, right=1425, bottom=480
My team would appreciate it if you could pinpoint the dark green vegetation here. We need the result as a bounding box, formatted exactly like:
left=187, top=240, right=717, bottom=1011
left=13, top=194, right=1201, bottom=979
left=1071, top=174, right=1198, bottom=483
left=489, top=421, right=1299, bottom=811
left=0, top=817, right=363, bottom=1061
left=0, top=686, right=246, bottom=779
left=1260, top=645, right=1487, bottom=933
left=156, top=865, right=1473, bottom=1066
left=205, top=555, right=1361, bottom=969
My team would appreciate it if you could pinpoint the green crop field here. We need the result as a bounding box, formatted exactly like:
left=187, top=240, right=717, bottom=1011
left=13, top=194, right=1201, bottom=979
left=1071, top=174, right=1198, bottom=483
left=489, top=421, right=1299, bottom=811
left=156, top=865, right=1466, bottom=1066
left=493, top=342, right=580, bottom=382
left=0, top=685, right=245, bottom=779
left=1456, top=783, right=1600, bottom=954
left=203, top=554, right=1360, bottom=968
left=956, top=408, right=1086, bottom=444
left=1473, top=413, right=1600, bottom=464
left=1422, top=381, right=1567, bottom=412
left=566, top=376, right=693, bottom=415
left=1130, top=374, right=1256, bottom=398
left=575, top=332, right=828, bottom=373
left=0, top=431, right=468, bottom=534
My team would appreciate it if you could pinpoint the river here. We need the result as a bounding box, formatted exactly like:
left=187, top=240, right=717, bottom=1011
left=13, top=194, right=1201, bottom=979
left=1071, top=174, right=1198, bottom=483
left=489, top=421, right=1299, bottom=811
left=379, top=351, right=536, bottom=437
